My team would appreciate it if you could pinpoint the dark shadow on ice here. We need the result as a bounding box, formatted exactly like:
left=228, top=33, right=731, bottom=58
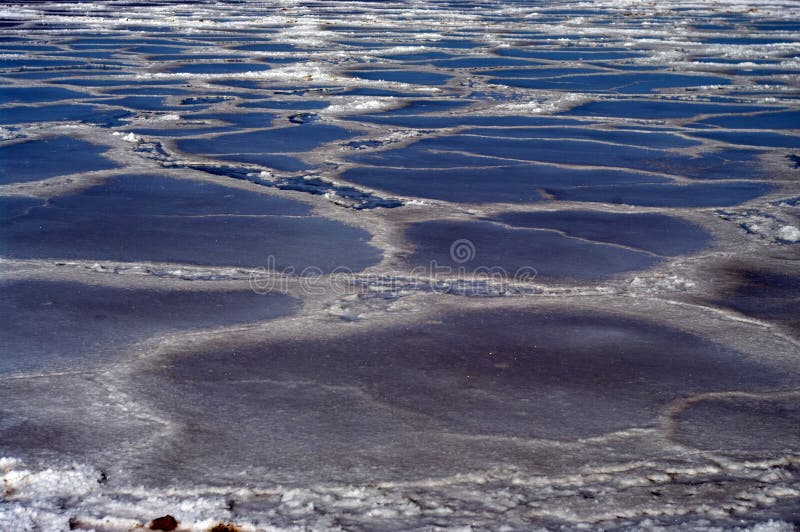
left=708, top=267, right=800, bottom=335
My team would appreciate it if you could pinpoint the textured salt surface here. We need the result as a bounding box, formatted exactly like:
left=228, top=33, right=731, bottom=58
left=7, top=307, right=787, bottom=486
left=0, top=279, right=298, bottom=374
left=672, top=396, right=800, bottom=453
left=1, top=0, right=799, bottom=529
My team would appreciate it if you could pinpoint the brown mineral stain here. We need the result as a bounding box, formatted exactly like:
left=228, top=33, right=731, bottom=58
left=150, top=515, right=178, bottom=531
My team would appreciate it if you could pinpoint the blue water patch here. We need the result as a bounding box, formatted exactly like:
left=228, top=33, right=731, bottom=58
left=380, top=51, right=455, bottom=61
left=3, top=69, right=120, bottom=81
left=431, top=57, right=542, bottom=69
left=490, top=73, right=730, bottom=93
left=0, top=136, right=119, bottom=184
left=179, top=123, right=351, bottom=154
left=127, top=45, right=186, bottom=54
left=55, top=173, right=310, bottom=216
left=751, top=21, right=800, bottom=31
left=208, top=153, right=310, bottom=172
left=0, top=197, right=43, bottom=223
left=177, top=123, right=352, bottom=171
left=238, top=100, right=330, bottom=110
left=687, top=131, right=800, bottom=149
left=0, top=104, right=132, bottom=126
left=103, top=86, right=189, bottom=96
left=702, top=37, right=797, bottom=45
left=424, top=39, right=480, bottom=49
left=461, top=127, right=701, bottom=149
left=0, top=58, right=86, bottom=69
left=405, top=220, right=660, bottom=281
left=0, top=175, right=382, bottom=271
left=0, top=86, right=92, bottom=105
left=547, top=182, right=773, bottom=207
left=50, top=50, right=124, bottom=60
left=564, top=100, right=776, bottom=119
left=350, top=114, right=590, bottom=128
left=481, top=67, right=605, bottom=78
left=350, top=135, right=762, bottom=180
left=692, top=110, right=800, bottom=130
left=349, top=69, right=453, bottom=86
left=0, top=44, right=63, bottom=52
left=495, top=211, right=710, bottom=256
left=340, top=164, right=666, bottom=204
left=164, top=62, right=271, bottom=74
left=49, top=77, right=183, bottom=87
left=728, top=68, right=798, bottom=77
left=147, top=54, right=250, bottom=62
left=70, top=37, right=205, bottom=48
left=496, top=48, right=642, bottom=61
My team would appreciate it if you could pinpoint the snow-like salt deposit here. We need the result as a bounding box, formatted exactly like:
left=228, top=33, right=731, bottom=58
left=776, top=225, right=800, bottom=243
left=323, top=96, right=402, bottom=116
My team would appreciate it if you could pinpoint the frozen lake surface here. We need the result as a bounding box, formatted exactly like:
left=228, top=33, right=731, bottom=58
left=1, top=0, right=799, bottom=529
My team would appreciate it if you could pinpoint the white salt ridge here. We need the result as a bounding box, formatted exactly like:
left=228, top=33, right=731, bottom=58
left=274, top=21, right=330, bottom=48
left=140, top=61, right=341, bottom=84
left=323, top=96, right=401, bottom=116
left=776, top=225, right=799, bottom=243
left=485, top=92, right=592, bottom=115
left=112, top=131, right=142, bottom=143
left=0, top=127, right=18, bottom=141
left=2, top=456, right=798, bottom=530
left=119, top=114, right=182, bottom=127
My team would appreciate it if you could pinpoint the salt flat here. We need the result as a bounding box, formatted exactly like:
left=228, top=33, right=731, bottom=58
left=1, top=0, right=799, bottom=529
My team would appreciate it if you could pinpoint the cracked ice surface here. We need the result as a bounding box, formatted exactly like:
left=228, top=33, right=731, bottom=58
left=1, top=0, right=799, bottom=529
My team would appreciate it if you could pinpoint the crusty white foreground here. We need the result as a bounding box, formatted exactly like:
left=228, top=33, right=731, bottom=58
left=1, top=0, right=799, bottom=530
